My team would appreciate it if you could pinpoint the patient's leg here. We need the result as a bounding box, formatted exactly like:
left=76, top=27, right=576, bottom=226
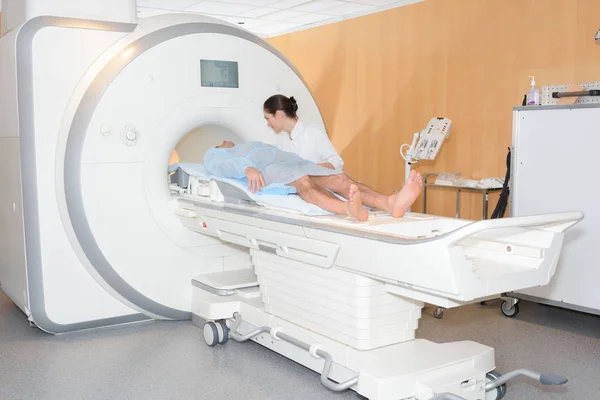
left=310, top=174, right=389, bottom=210
left=311, top=171, right=423, bottom=218
left=290, top=176, right=368, bottom=222
left=387, top=170, right=423, bottom=217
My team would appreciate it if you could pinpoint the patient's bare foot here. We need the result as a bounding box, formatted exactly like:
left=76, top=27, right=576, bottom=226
left=388, top=170, right=423, bottom=218
left=347, top=184, right=369, bottom=222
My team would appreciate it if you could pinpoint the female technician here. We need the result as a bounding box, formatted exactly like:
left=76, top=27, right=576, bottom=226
left=263, top=94, right=344, bottom=170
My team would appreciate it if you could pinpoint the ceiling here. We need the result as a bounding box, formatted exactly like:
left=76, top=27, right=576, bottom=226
left=136, top=0, right=421, bottom=37
left=0, top=0, right=423, bottom=38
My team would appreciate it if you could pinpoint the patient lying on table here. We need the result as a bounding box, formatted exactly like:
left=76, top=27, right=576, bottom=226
left=204, top=141, right=422, bottom=222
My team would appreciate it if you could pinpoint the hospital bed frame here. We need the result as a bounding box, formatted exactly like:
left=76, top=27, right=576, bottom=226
left=171, top=169, right=582, bottom=400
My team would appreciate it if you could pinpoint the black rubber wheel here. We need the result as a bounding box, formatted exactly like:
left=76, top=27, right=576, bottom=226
left=433, top=308, right=444, bottom=319
left=203, top=321, right=219, bottom=347
left=217, top=320, right=230, bottom=344
left=486, top=371, right=507, bottom=400
left=501, top=300, right=520, bottom=318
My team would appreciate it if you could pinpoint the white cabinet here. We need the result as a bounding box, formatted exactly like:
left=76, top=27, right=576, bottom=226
left=509, top=104, right=600, bottom=315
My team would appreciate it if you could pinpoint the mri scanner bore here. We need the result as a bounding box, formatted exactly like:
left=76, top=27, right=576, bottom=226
left=0, top=7, right=584, bottom=400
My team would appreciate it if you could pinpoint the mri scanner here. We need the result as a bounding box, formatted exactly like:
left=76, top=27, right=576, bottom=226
left=0, top=1, right=585, bottom=399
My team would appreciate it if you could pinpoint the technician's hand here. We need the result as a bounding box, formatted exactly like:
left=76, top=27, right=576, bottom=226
left=317, top=162, right=335, bottom=170
left=245, top=167, right=265, bottom=193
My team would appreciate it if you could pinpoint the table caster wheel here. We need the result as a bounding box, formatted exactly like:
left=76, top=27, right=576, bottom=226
left=216, top=320, right=230, bottom=344
left=203, top=321, right=219, bottom=347
left=501, top=300, right=520, bottom=318
left=433, top=307, right=444, bottom=319
left=485, top=371, right=507, bottom=400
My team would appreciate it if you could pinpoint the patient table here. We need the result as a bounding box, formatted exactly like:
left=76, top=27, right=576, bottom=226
left=172, top=166, right=582, bottom=400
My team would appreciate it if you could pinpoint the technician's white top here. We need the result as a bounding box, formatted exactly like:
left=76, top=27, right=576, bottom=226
left=275, top=120, right=344, bottom=170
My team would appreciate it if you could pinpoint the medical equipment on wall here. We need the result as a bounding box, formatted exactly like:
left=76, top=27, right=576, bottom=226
left=0, top=0, right=583, bottom=398
left=401, top=117, right=452, bottom=183
left=541, top=81, right=600, bottom=105
left=501, top=104, right=599, bottom=318
left=552, top=88, right=600, bottom=101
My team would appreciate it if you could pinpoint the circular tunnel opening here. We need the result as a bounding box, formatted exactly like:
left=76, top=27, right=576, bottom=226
left=167, top=123, right=246, bottom=193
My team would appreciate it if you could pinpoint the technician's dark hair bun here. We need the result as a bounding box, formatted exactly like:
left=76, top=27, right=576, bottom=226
left=263, top=94, right=298, bottom=118
left=289, top=96, right=299, bottom=112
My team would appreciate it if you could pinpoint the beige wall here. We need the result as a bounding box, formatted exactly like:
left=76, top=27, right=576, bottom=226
left=268, top=0, right=600, bottom=219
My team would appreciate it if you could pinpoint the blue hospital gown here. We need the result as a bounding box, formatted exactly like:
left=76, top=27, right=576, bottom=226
left=203, top=142, right=343, bottom=190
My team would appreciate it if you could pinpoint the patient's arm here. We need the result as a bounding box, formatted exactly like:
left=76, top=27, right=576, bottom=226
left=203, top=148, right=254, bottom=179
left=245, top=167, right=265, bottom=193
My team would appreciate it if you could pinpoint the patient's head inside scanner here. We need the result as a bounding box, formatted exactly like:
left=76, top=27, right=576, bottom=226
left=263, top=94, right=299, bottom=134
left=216, top=140, right=235, bottom=149
left=169, top=124, right=244, bottom=166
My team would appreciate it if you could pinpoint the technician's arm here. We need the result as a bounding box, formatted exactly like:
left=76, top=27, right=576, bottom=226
left=316, top=131, right=344, bottom=170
